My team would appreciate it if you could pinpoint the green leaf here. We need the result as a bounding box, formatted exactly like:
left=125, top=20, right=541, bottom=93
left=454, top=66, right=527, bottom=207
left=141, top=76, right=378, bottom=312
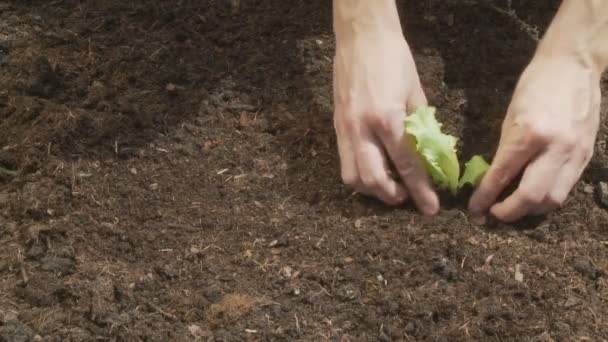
left=404, top=106, right=460, bottom=194
left=458, top=155, right=490, bottom=189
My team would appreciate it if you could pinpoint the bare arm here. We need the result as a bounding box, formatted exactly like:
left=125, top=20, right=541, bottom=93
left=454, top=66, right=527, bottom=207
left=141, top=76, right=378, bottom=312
left=333, top=0, right=402, bottom=41
left=538, top=0, right=608, bottom=73
left=331, top=0, right=439, bottom=214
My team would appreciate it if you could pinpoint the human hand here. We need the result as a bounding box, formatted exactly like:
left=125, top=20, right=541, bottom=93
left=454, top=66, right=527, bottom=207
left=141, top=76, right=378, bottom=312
left=469, top=54, right=601, bottom=222
left=333, top=32, right=439, bottom=214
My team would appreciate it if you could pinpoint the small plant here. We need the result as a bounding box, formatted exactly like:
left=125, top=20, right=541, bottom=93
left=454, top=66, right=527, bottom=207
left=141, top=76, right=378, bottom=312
left=404, top=106, right=489, bottom=194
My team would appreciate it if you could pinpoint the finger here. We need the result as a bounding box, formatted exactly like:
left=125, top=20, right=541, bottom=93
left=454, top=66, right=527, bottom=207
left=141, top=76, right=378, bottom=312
left=374, top=109, right=439, bottom=215
left=490, top=145, right=571, bottom=222
left=407, top=80, right=428, bottom=111
left=355, top=128, right=408, bottom=205
left=469, top=127, right=544, bottom=214
left=543, top=149, right=590, bottom=209
left=334, top=113, right=359, bottom=189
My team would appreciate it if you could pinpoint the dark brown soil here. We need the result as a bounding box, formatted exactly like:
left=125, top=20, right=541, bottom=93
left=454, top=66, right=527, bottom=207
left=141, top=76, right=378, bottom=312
left=2, top=1, right=608, bottom=341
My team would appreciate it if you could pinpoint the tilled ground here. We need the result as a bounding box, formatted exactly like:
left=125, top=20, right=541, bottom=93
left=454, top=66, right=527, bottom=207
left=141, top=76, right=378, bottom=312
left=1, top=1, right=608, bottom=341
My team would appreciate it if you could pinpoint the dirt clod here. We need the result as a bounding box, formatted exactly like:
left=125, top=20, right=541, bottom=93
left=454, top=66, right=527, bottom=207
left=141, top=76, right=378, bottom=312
left=572, top=257, right=600, bottom=280
left=207, top=294, right=256, bottom=324
left=432, top=257, right=458, bottom=281
left=596, top=182, right=608, bottom=208
left=337, top=285, right=360, bottom=302
left=563, top=295, right=582, bottom=309
left=40, top=256, right=74, bottom=275
left=0, top=320, right=34, bottom=342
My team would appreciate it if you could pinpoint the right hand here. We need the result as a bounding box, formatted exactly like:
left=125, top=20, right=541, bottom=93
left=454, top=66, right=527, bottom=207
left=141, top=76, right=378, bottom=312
left=333, top=32, right=439, bottom=215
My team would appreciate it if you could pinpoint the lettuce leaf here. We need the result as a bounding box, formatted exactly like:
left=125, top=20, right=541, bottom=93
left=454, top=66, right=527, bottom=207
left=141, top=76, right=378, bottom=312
left=458, top=155, right=490, bottom=188
left=404, top=106, right=490, bottom=194
left=404, top=106, right=460, bottom=194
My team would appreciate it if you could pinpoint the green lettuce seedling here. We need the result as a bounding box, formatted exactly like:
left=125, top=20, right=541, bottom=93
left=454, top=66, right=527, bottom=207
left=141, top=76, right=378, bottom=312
left=404, top=106, right=489, bottom=194
left=458, top=155, right=490, bottom=189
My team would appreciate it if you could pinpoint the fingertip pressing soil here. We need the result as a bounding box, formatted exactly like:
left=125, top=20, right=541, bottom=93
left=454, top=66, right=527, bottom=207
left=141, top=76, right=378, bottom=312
left=1, top=1, right=608, bottom=341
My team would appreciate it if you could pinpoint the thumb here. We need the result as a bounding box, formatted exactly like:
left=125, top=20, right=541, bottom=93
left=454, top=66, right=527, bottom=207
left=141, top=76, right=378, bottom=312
left=407, top=79, right=428, bottom=112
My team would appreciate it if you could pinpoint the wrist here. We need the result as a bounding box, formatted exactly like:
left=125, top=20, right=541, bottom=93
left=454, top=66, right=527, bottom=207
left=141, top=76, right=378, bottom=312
left=535, top=0, right=608, bottom=75
left=333, top=0, right=404, bottom=44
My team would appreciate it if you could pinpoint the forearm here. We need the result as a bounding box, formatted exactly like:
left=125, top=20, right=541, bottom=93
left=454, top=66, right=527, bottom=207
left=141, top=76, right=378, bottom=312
left=537, top=0, right=608, bottom=73
left=333, top=0, right=403, bottom=41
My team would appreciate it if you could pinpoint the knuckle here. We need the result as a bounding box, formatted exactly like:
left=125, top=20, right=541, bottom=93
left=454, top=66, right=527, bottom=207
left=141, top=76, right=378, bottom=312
left=340, top=115, right=358, bottom=132
left=557, top=133, right=577, bottom=152
left=580, top=144, right=594, bottom=163
left=365, top=112, right=391, bottom=132
left=341, top=169, right=359, bottom=187
left=396, top=161, right=416, bottom=180
left=546, top=192, right=567, bottom=207
left=523, top=121, right=552, bottom=146
left=359, top=173, right=380, bottom=189
left=519, top=189, right=544, bottom=206
left=487, top=165, right=511, bottom=189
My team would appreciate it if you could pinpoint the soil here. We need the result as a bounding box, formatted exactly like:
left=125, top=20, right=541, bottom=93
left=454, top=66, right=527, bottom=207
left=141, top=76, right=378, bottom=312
left=1, top=1, right=608, bottom=341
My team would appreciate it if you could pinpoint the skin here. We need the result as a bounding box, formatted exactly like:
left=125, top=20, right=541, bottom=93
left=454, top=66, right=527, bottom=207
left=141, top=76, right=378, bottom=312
left=332, top=0, right=608, bottom=222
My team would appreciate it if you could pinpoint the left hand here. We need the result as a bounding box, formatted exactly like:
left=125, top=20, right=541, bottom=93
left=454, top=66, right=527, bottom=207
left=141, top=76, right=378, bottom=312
left=469, top=54, right=602, bottom=222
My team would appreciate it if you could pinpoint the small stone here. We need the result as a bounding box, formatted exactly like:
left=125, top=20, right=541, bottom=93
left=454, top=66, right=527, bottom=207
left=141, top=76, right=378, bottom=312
left=337, top=284, right=360, bottom=302
left=572, top=256, right=600, bottom=279
left=159, top=264, right=178, bottom=279
left=149, top=183, right=159, bottom=191
left=268, top=237, right=288, bottom=248
left=514, top=264, right=524, bottom=282
left=564, top=295, right=582, bottom=309
left=596, top=182, right=608, bottom=208
left=583, top=184, right=594, bottom=194
left=279, top=266, right=293, bottom=279
left=432, top=257, right=457, bottom=281
left=446, top=14, right=454, bottom=26
left=524, top=226, right=547, bottom=242
left=165, top=83, right=177, bottom=92
left=130, top=168, right=137, bottom=175
left=404, top=321, right=416, bottom=334
left=354, top=219, right=363, bottom=229
left=188, top=324, right=201, bottom=336
left=484, top=254, right=494, bottom=265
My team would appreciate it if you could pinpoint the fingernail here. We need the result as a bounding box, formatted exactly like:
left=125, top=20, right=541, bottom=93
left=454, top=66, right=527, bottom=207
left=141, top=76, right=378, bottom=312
left=469, top=205, right=481, bottom=216
left=421, top=203, right=439, bottom=216
left=468, top=200, right=484, bottom=215
left=470, top=213, right=487, bottom=225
